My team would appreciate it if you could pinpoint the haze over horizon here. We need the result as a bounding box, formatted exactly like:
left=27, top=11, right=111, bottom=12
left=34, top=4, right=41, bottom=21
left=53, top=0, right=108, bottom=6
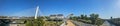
left=0, top=0, right=120, bottom=19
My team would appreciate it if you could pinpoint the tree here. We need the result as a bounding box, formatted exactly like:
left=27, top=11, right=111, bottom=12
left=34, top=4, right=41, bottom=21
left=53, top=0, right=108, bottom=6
left=95, top=18, right=104, bottom=26
left=80, top=14, right=84, bottom=19
left=70, top=13, right=74, bottom=16
left=69, top=13, right=78, bottom=20
left=26, top=20, right=33, bottom=26
left=80, top=14, right=89, bottom=20
left=90, top=13, right=98, bottom=24
left=90, top=13, right=104, bottom=26
left=111, top=16, right=113, bottom=20
left=72, top=16, right=78, bottom=20
left=69, top=13, right=74, bottom=19
left=84, top=15, right=89, bottom=20
left=26, top=17, right=45, bottom=26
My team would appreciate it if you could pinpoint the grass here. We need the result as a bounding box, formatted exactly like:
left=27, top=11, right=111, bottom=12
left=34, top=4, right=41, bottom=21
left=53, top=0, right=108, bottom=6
left=44, top=21, right=63, bottom=26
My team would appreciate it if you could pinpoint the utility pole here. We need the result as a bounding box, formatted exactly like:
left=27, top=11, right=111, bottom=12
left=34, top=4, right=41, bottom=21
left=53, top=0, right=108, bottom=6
left=35, top=6, right=39, bottom=19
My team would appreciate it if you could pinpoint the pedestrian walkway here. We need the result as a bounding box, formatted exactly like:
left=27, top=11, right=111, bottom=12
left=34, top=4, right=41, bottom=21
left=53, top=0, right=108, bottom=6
left=66, top=20, right=75, bottom=26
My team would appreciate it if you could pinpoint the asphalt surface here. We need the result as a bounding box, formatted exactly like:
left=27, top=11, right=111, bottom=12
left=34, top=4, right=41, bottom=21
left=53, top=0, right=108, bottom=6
left=72, top=21, right=96, bottom=26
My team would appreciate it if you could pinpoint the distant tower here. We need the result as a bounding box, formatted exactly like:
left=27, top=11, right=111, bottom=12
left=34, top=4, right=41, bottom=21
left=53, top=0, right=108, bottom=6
left=35, top=6, right=39, bottom=19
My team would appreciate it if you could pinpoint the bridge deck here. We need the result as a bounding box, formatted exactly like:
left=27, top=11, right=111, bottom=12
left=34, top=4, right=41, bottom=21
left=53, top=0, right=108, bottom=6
left=65, top=20, right=75, bottom=26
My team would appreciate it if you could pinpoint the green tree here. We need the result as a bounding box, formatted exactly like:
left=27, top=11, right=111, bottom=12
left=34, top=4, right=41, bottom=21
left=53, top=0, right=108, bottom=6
left=84, top=15, right=89, bottom=20
left=26, top=17, right=45, bottom=26
left=90, top=13, right=104, bottom=26
left=69, top=13, right=74, bottom=19
left=73, top=16, right=78, bottom=20
left=90, top=13, right=98, bottom=24
left=96, top=18, right=104, bottom=26
left=80, top=14, right=89, bottom=20
left=26, top=20, right=33, bottom=26
left=80, top=14, right=84, bottom=19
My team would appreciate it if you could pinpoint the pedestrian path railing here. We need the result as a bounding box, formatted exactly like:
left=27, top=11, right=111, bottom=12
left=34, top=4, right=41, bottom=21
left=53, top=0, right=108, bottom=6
left=60, top=22, right=65, bottom=26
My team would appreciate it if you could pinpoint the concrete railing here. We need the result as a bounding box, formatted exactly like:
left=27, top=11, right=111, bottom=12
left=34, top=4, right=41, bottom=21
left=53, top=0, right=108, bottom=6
left=60, top=22, right=65, bottom=26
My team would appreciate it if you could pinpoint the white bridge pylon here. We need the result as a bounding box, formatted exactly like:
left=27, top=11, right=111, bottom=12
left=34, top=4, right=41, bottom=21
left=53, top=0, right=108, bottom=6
left=35, top=6, right=39, bottom=19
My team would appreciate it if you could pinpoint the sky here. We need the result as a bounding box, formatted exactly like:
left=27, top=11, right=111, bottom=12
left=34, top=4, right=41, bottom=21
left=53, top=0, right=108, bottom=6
left=0, top=0, right=120, bottom=19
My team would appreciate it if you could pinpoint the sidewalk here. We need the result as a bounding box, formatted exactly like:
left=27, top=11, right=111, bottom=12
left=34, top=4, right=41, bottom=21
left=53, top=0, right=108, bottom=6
left=66, top=20, right=75, bottom=26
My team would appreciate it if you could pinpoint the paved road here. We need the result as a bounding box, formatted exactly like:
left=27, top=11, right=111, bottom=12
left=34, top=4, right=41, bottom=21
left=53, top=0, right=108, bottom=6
left=101, top=21, right=116, bottom=26
left=72, top=20, right=116, bottom=26
left=72, top=21, right=96, bottom=26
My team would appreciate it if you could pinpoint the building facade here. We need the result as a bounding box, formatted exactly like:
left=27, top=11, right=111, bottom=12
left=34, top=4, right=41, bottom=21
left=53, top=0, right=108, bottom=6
left=49, top=14, right=64, bottom=20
